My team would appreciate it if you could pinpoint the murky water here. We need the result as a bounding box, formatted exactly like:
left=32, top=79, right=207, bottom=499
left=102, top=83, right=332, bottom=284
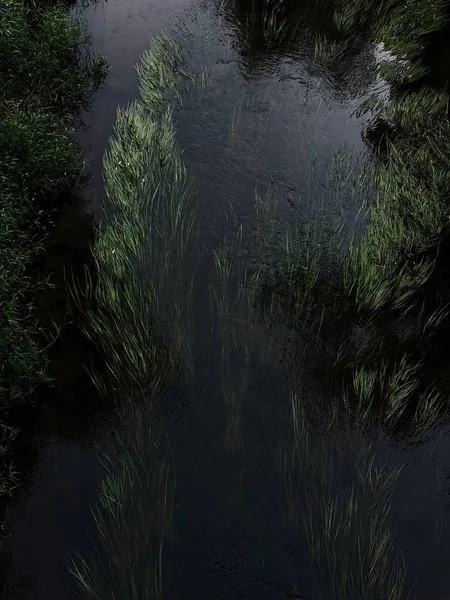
left=3, top=1, right=450, bottom=599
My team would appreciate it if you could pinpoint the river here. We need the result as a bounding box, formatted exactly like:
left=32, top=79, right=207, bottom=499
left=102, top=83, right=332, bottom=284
left=2, top=1, right=450, bottom=598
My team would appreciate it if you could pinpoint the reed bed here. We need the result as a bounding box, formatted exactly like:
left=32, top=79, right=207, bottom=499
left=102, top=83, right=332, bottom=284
left=74, top=35, right=197, bottom=394
left=71, top=403, right=172, bottom=600
left=71, top=33, right=199, bottom=600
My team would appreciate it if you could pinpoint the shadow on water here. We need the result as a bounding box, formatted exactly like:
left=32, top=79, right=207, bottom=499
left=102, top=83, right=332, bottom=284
left=0, top=195, right=109, bottom=598
left=4, top=0, right=450, bottom=599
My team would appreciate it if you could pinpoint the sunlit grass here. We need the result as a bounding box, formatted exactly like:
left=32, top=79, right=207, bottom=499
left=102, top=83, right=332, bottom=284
left=74, top=36, right=197, bottom=394
left=0, top=0, right=107, bottom=495
left=136, top=34, right=194, bottom=115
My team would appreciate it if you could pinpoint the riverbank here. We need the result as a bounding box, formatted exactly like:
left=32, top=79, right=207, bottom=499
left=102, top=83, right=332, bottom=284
left=0, top=0, right=107, bottom=496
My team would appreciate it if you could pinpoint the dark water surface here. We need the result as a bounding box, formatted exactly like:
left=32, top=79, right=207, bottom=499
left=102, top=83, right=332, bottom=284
left=3, top=1, right=450, bottom=599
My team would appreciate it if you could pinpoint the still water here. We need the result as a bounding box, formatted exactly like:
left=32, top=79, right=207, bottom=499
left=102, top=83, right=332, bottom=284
left=2, top=1, right=450, bottom=598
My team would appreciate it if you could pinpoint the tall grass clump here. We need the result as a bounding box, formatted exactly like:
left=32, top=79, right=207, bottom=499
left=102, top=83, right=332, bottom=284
left=347, top=87, right=450, bottom=315
left=71, top=34, right=199, bottom=599
left=310, top=0, right=449, bottom=91
left=347, top=356, right=445, bottom=434
left=0, top=0, right=107, bottom=112
left=318, top=0, right=448, bottom=81
left=248, top=150, right=368, bottom=360
left=75, top=34, right=197, bottom=394
left=0, top=0, right=107, bottom=495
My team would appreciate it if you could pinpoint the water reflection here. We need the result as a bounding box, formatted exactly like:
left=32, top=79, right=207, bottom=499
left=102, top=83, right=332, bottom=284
left=211, top=0, right=380, bottom=98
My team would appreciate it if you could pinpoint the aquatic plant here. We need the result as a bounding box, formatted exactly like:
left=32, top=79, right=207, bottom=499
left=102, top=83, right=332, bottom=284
left=74, top=35, right=197, bottom=394
left=249, top=149, right=362, bottom=343
left=136, top=33, right=195, bottom=114
left=312, top=34, right=349, bottom=66
left=71, top=33, right=198, bottom=599
left=210, top=215, right=262, bottom=450
left=347, top=355, right=446, bottom=434
left=283, top=393, right=407, bottom=600
left=71, top=404, right=173, bottom=600
left=347, top=87, right=450, bottom=315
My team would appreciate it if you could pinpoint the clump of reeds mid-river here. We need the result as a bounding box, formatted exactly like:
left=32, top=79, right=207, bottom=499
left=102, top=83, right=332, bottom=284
left=2, top=0, right=447, bottom=597
left=70, top=34, right=200, bottom=599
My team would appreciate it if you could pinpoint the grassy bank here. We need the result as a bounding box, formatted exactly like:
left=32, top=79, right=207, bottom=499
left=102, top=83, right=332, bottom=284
left=0, top=0, right=107, bottom=495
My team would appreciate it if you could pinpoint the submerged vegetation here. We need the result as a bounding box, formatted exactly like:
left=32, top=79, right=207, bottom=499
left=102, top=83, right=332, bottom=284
left=71, top=35, right=199, bottom=598
left=71, top=404, right=173, bottom=600
left=347, top=87, right=450, bottom=315
left=0, top=0, right=107, bottom=495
